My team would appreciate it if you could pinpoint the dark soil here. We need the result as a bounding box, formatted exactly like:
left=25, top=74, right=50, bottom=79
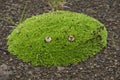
left=0, top=0, right=120, bottom=80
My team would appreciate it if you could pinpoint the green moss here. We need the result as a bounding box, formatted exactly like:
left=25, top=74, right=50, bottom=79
left=7, top=10, right=107, bottom=66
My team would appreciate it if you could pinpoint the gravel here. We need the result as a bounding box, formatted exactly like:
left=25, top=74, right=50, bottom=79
left=0, top=0, right=120, bottom=80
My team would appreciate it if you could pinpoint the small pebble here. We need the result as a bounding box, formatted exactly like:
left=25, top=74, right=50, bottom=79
left=79, top=67, right=83, bottom=70
left=57, top=67, right=65, bottom=71
left=9, top=58, right=13, bottom=61
left=8, top=26, right=15, bottom=28
left=0, top=64, right=8, bottom=70
left=45, top=36, right=52, bottom=42
left=3, top=52, right=7, bottom=55
left=68, top=35, right=75, bottom=42
left=28, top=71, right=33, bottom=75
left=16, top=75, right=21, bottom=78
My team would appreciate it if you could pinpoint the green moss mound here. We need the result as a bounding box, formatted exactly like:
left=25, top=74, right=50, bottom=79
left=7, top=11, right=107, bottom=66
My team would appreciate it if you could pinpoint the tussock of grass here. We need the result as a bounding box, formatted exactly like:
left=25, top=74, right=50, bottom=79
left=7, top=11, right=107, bottom=66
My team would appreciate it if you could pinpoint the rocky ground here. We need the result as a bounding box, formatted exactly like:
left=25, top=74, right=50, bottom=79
left=0, top=0, right=120, bottom=80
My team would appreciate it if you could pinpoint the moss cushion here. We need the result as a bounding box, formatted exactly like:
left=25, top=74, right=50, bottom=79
left=7, top=11, right=107, bottom=66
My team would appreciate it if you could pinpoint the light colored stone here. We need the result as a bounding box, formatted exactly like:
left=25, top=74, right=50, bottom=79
left=57, top=66, right=65, bottom=71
